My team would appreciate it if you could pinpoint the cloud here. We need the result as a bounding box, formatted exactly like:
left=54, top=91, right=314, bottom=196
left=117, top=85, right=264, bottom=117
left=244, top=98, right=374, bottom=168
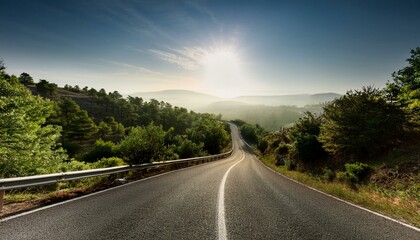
left=148, top=47, right=210, bottom=70
left=100, top=59, right=171, bottom=78
left=148, top=49, right=199, bottom=70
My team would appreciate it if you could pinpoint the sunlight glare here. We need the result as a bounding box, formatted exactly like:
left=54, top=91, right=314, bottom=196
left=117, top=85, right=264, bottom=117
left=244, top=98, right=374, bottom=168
left=200, top=47, right=243, bottom=98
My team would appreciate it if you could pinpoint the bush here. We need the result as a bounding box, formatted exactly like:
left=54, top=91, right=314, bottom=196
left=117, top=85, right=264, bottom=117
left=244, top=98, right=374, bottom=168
left=337, top=162, right=372, bottom=184
left=59, top=160, right=91, bottom=172
left=322, top=168, right=335, bottom=182
left=276, top=143, right=289, bottom=155
left=275, top=155, right=286, bottom=166
left=288, top=112, right=326, bottom=162
left=257, top=139, right=269, bottom=153
left=92, top=157, right=125, bottom=168
left=118, top=124, right=167, bottom=164
left=285, top=159, right=296, bottom=170
left=83, top=139, right=117, bottom=162
left=336, top=171, right=347, bottom=182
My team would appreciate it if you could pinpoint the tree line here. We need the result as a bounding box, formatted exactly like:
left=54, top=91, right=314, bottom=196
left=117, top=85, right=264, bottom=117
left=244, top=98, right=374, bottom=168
left=0, top=62, right=231, bottom=178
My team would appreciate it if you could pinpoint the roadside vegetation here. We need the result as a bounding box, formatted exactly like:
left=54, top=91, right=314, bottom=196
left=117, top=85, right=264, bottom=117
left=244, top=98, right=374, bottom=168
left=0, top=60, right=231, bottom=213
left=238, top=48, right=420, bottom=227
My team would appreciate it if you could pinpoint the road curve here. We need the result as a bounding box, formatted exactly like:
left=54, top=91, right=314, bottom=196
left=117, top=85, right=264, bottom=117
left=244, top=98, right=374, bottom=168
left=0, top=124, right=418, bottom=239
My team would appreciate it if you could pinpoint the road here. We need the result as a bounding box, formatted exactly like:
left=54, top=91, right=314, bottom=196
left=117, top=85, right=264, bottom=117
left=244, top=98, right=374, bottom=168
left=1, top=124, right=418, bottom=239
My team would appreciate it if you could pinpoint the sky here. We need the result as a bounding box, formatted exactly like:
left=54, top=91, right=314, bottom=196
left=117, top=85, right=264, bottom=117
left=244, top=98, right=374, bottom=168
left=1, top=0, right=420, bottom=98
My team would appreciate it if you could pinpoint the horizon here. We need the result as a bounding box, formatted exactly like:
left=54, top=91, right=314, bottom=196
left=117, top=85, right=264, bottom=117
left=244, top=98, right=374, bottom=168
left=128, top=88, right=342, bottom=99
left=1, top=1, right=420, bottom=98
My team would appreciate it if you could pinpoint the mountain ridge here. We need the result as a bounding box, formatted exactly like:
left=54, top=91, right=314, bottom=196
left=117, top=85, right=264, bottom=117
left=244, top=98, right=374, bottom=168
left=130, top=90, right=341, bottom=109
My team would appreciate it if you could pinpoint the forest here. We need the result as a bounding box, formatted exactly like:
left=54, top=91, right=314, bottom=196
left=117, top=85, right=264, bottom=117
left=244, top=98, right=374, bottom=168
left=0, top=62, right=231, bottom=178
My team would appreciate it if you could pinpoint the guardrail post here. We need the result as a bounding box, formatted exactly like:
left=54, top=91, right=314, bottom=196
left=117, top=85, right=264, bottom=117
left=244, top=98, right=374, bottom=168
left=0, top=190, right=4, bottom=212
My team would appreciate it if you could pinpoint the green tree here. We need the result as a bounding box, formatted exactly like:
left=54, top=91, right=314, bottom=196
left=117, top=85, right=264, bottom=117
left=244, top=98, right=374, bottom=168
left=97, top=121, right=112, bottom=140
left=385, top=47, right=420, bottom=125
left=59, top=98, right=81, bottom=126
left=18, top=72, right=34, bottom=85
left=57, top=98, right=97, bottom=155
left=66, top=110, right=98, bottom=143
left=0, top=74, right=66, bottom=177
left=288, top=112, right=325, bottom=162
left=173, top=135, right=207, bottom=158
left=103, top=116, right=125, bottom=142
left=188, top=115, right=230, bottom=154
left=36, top=79, right=58, bottom=99
left=118, top=124, right=167, bottom=164
left=318, top=87, right=406, bottom=159
left=83, top=139, right=117, bottom=162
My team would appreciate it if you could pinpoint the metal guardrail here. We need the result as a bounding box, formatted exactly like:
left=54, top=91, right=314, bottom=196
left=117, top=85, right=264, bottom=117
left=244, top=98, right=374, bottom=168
left=0, top=147, right=233, bottom=211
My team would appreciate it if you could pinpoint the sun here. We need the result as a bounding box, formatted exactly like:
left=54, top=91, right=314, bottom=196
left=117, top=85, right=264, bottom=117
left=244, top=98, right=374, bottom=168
left=200, top=47, right=243, bottom=98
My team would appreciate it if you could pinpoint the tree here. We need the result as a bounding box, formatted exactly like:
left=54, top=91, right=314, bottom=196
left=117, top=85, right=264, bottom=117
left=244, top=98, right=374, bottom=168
left=240, top=124, right=259, bottom=144
left=83, top=139, right=117, bottom=162
left=173, top=135, right=206, bottom=159
left=318, top=87, right=406, bottom=159
left=97, top=121, right=112, bottom=140
left=59, top=97, right=81, bottom=126
left=118, top=124, right=167, bottom=164
left=66, top=110, right=98, bottom=143
left=0, top=74, right=66, bottom=178
left=103, top=116, right=125, bottom=142
left=18, top=72, right=34, bottom=85
left=36, top=79, right=58, bottom=99
left=57, top=98, right=97, bottom=155
left=187, top=115, right=230, bottom=154
left=288, top=112, right=325, bottom=162
left=385, top=47, right=420, bottom=125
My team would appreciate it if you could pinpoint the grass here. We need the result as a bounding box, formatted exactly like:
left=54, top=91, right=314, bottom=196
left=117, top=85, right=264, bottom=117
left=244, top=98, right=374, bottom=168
left=259, top=155, right=420, bottom=228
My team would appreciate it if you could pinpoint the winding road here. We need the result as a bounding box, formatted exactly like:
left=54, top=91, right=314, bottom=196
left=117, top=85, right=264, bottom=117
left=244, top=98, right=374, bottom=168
left=1, top=124, right=418, bottom=239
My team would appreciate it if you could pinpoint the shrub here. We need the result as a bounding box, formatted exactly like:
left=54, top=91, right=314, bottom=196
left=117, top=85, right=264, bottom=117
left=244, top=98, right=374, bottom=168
left=288, top=112, right=326, bottom=162
left=276, top=143, right=289, bottom=155
left=257, top=139, right=269, bottom=153
left=118, top=124, right=167, bottom=164
left=92, top=157, right=125, bottom=168
left=322, top=168, right=335, bottom=182
left=275, top=155, right=286, bottom=166
left=83, top=139, right=117, bottom=162
left=59, top=159, right=91, bottom=172
left=336, top=171, right=347, bottom=182
left=285, top=159, right=296, bottom=170
left=337, top=162, right=372, bottom=184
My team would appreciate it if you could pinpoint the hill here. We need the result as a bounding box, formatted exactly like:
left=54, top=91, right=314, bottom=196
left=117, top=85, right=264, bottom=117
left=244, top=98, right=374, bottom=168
left=202, top=101, right=305, bottom=131
left=131, top=90, right=341, bottom=110
left=130, top=90, right=340, bottom=131
left=130, top=90, right=222, bottom=110
left=233, top=93, right=341, bottom=107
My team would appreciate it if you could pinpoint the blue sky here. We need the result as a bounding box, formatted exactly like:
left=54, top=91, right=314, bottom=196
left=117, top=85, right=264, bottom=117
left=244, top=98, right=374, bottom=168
left=1, top=0, right=420, bottom=97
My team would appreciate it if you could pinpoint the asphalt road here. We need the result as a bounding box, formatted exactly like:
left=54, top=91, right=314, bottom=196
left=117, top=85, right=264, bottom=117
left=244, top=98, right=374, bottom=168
left=0, top=125, right=418, bottom=239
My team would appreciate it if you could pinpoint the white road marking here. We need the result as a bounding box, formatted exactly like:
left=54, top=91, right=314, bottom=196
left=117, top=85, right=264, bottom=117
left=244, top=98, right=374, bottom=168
left=217, top=150, right=245, bottom=240
left=0, top=159, right=223, bottom=223
left=252, top=148, right=420, bottom=232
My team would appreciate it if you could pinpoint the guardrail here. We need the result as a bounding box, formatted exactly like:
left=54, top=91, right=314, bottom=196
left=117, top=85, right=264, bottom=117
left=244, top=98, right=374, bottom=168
left=0, top=147, right=233, bottom=211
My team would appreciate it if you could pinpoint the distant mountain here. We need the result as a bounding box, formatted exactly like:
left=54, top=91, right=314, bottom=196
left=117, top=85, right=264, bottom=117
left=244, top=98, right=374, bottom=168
left=232, top=93, right=341, bottom=107
left=129, top=90, right=340, bottom=131
left=203, top=101, right=304, bottom=131
left=130, top=90, right=341, bottom=110
left=130, top=90, right=223, bottom=110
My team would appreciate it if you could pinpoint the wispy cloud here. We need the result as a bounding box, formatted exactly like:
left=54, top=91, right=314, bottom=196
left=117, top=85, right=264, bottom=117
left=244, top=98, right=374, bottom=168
left=147, top=46, right=217, bottom=71
left=148, top=49, right=202, bottom=70
left=100, top=59, right=171, bottom=78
